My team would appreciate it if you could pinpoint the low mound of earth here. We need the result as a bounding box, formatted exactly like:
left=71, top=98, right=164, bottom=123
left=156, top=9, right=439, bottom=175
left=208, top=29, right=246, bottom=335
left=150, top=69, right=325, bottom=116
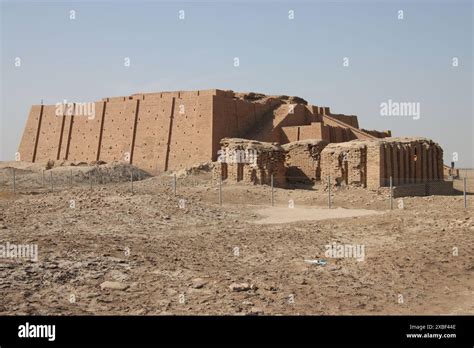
left=0, top=161, right=151, bottom=189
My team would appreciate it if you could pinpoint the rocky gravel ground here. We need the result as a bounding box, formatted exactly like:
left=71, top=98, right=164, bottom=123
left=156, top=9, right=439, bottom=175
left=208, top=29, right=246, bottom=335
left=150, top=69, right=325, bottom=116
left=0, top=163, right=472, bottom=315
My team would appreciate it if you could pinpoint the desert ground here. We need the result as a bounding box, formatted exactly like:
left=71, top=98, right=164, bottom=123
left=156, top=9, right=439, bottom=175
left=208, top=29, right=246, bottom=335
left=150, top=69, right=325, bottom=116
left=0, top=162, right=472, bottom=315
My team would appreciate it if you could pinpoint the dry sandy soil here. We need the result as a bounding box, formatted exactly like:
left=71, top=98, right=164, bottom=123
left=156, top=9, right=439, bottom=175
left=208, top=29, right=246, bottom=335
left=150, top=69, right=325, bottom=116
left=0, top=162, right=472, bottom=315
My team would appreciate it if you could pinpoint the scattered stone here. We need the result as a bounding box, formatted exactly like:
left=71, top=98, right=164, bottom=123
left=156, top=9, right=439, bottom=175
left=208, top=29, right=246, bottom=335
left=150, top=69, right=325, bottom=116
left=229, top=282, right=252, bottom=292
left=100, top=281, right=129, bottom=291
left=191, top=278, right=208, bottom=289
left=110, top=270, right=129, bottom=282
left=247, top=307, right=263, bottom=315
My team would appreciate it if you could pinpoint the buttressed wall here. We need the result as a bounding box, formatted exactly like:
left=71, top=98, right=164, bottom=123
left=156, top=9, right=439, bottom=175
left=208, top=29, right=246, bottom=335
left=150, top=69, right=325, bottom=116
left=19, top=90, right=217, bottom=173
left=315, top=137, right=445, bottom=189
left=18, top=88, right=399, bottom=174
left=214, top=137, right=446, bottom=191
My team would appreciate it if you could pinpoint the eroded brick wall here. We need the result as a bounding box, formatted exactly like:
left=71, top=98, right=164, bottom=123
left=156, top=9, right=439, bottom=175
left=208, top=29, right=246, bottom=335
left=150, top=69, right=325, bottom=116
left=212, top=94, right=284, bottom=155
left=283, top=140, right=328, bottom=183
left=320, top=142, right=368, bottom=187
left=213, top=138, right=286, bottom=187
left=18, top=89, right=446, bottom=187
left=319, top=138, right=444, bottom=189
left=380, top=138, right=443, bottom=186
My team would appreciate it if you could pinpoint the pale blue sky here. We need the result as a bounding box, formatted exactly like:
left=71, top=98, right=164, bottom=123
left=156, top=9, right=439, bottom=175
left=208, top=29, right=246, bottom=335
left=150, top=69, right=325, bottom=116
left=1, top=0, right=472, bottom=166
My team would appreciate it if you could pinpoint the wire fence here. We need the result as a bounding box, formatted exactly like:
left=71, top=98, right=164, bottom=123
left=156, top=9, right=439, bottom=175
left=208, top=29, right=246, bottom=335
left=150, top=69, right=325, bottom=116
left=1, top=167, right=472, bottom=210
left=0, top=168, right=147, bottom=194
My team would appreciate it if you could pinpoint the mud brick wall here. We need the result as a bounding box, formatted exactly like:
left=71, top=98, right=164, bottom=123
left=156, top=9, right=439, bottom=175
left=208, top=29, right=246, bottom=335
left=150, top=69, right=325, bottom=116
left=320, top=142, right=368, bottom=187
left=276, top=104, right=308, bottom=128
left=283, top=140, right=328, bottom=183
left=17, top=90, right=217, bottom=173
left=212, top=94, right=282, bottom=156
left=34, top=105, right=64, bottom=162
left=210, top=137, right=446, bottom=191
left=321, top=114, right=375, bottom=141
left=17, top=105, right=44, bottom=162
left=318, top=138, right=445, bottom=189
left=120, top=91, right=215, bottom=173
left=213, top=138, right=286, bottom=187
left=132, top=96, right=173, bottom=172
left=380, top=138, right=443, bottom=186
left=253, top=149, right=286, bottom=186
left=165, top=92, right=214, bottom=171
left=366, top=141, right=384, bottom=189
left=66, top=102, right=105, bottom=163
left=231, top=99, right=365, bottom=147
left=18, top=89, right=448, bottom=185
left=327, top=114, right=359, bottom=128
left=280, top=126, right=299, bottom=143
left=99, top=99, right=138, bottom=164
left=281, top=123, right=356, bottom=144
left=298, top=123, right=329, bottom=141
left=17, top=89, right=370, bottom=172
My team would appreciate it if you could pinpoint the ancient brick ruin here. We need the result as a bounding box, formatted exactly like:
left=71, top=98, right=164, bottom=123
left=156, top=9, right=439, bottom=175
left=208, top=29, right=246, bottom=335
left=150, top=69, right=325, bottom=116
left=283, top=140, right=328, bottom=184
left=213, top=136, right=448, bottom=192
left=213, top=138, right=286, bottom=186
left=18, top=89, right=387, bottom=172
left=18, top=88, right=451, bottom=194
left=318, top=138, right=444, bottom=189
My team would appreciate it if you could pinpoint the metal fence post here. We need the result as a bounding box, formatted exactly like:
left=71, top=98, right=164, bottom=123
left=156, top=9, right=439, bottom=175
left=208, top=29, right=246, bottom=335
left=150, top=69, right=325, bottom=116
left=217, top=176, right=222, bottom=206
left=50, top=171, right=53, bottom=192
left=173, top=174, right=177, bottom=196
left=463, top=177, right=467, bottom=209
left=390, top=176, right=393, bottom=210
left=328, top=175, right=331, bottom=208
left=271, top=174, right=274, bottom=207
left=12, top=168, right=16, bottom=194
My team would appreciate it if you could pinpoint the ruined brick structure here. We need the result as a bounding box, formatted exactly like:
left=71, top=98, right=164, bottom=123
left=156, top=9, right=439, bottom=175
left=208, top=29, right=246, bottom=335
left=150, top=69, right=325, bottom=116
left=213, top=138, right=286, bottom=186
left=319, top=138, right=444, bottom=190
left=18, top=89, right=389, bottom=173
left=18, top=89, right=449, bottom=193
left=215, top=136, right=446, bottom=190
left=19, top=90, right=217, bottom=173
left=282, top=140, right=328, bottom=183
